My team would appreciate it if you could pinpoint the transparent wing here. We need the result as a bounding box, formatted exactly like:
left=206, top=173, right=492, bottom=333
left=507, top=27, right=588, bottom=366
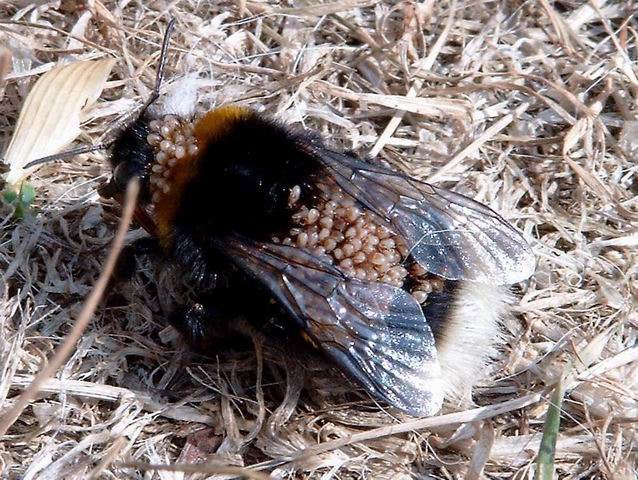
left=318, top=151, right=535, bottom=284
left=220, top=238, right=442, bottom=416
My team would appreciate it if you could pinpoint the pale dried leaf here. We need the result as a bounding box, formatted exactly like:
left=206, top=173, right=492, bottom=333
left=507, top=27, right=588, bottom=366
left=4, top=58, right=115, bottom=185
left=275, top=0, right=378, bottom=16
left=465, top=421, right=495, bottom=480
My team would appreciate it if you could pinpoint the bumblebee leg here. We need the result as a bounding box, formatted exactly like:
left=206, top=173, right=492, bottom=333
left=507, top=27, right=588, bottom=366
left=169, top=302, right=217, bottom=350
left=110, top=236, right=160, bottom=285
left=168, top=293, right=245, bottom=351
left=169, top=285, right=284, bottom=351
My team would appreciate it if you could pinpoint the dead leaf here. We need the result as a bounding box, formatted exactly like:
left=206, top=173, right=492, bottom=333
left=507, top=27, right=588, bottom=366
left=4, top=58, right=115, bottom=185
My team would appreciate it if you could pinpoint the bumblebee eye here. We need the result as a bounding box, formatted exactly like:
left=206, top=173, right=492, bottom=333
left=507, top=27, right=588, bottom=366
left=113, top=162, right=140, bottom=188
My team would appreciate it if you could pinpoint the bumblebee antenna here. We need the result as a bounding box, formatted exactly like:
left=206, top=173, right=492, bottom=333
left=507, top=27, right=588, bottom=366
left=140, top=17, right=176, bottom=113
left=22, top=142, right=114, bottom=169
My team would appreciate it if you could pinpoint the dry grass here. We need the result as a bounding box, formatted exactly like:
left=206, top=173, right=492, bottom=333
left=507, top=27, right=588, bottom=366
left=1, top=1, right=637, bottom=479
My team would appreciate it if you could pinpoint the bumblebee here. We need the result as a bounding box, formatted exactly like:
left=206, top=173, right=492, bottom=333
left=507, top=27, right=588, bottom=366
left=96, top=96, right=536, bottom=415
left=28, top=22, right=535, bottom=416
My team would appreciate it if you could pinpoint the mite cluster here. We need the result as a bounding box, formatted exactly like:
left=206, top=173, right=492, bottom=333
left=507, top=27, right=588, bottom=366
left=278, top=184, right=443, bottom=303
left=146, top=115, right=199, bottom=203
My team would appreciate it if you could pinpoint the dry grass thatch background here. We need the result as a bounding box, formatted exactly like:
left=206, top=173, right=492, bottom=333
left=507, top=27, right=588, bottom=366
left=1, top=1, right=638, bottom=478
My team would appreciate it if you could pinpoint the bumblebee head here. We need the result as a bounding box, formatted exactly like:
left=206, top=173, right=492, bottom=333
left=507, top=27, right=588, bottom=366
left=99, top=114, right=155, bottom=204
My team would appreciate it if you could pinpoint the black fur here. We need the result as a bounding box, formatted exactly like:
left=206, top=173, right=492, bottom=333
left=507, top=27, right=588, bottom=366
left=174, top=112, right=323, bottom=240
left=165, top=114, right=333, bottom=336
left=421, top=281, right=461, bottom=342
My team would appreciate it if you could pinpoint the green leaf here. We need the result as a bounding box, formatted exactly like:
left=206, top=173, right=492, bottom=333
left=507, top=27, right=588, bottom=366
left=3, top=189, right=17, bottom=203
left=20, top=183, right=36, bottom=205
left=2, top=182, right=37, bottom=219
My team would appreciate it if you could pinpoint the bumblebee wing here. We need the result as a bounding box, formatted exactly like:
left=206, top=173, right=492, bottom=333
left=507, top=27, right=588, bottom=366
left=221, top=239, right=442, bottom=416
left=318, top=151, right=535, bottom=284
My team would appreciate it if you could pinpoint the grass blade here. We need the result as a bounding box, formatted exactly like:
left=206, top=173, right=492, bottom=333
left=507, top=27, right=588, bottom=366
left=536, top=379, right=565, bottom=480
